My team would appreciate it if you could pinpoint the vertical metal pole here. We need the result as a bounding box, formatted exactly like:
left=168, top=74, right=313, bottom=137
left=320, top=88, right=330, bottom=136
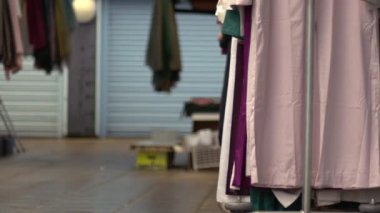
left=303, top=0, right=315, bottom=212
left=95, top=0, right=103, bottom=137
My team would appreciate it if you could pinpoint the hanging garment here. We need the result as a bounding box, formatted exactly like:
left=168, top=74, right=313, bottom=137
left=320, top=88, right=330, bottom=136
left=26, top=0, right=46, bottom=50
left=217, top=37, right=250, bottom=203
left=311, top=0, right=380, bottom=188
left=247, top=0, right=380, bottom=189
left=2, top=0, right=16, bottom=79
left=63, top=0, right=77, bottom=30
left=26, top=0, right=52, bottom=72
left=219, top=33, right=231, bottom=55
left=146, top=0, right=181, bottom=92
left=24, top=0, right=75, bottom=73
left=225, top=7, right=248, bottom=194
left=250, top=187, right=302, bottom=211
left=54, top=0, right=70, bottom=63
left=231, top=0, right=253, bottom=5
left=54, top=0, right=75, bottom=69
left=7, top=0, right=24, bottom=74
left=33, top=0, right=53, bottom=73
left=8, top=0, right=23, bottom=57
left=19, top=0, right=32, bottom=56
left=315, top=189, right=380, bottom=206
left=226, top=42, right=247, bottom=194
left=0, top=0, right=3, bottom=62
left=215, top=0, right=232, bottom=23
left=49, top=0, right=57, bottom=65
left=222, top=9, right=243, bottom=39
left=246, top=0, right=306, bottom=188
left=0, top=0, right=75, bottom=74
left=218, top=35, right=232, bottom=144
left=215, top=0, right=252, bottom=23
left=229, top=5, right=252, bottom=191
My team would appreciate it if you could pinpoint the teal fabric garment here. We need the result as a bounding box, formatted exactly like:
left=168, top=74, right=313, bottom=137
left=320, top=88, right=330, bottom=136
left=250, top=188, right=302, bottom=211
left=222, top=9, right=243, bottom=39
left=63, top=0, right=77, bottom=30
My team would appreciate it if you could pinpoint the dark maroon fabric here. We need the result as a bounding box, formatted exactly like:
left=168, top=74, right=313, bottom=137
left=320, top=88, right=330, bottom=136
left=27, top=0, right=54, bottom=73
left=26, top=0, right=46, bottom=49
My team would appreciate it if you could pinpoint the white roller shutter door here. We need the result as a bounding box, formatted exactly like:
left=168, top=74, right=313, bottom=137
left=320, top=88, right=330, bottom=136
left=101, top=0, right=225, bottom=136
left=0, top=59, right=67, bottom=138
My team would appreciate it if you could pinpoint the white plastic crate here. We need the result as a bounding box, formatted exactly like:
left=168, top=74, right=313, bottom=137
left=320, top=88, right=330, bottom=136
left=191, top=145, right=221, bottom=170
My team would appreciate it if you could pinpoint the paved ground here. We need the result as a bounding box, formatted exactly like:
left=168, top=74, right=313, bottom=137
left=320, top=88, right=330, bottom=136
left=0, top=139, right=224, bottom=213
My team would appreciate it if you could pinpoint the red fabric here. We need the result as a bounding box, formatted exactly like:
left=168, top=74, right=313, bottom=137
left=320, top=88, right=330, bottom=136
left=26, top=0, right=46, bottom=49
left=191, top=98, right=219, bottom=106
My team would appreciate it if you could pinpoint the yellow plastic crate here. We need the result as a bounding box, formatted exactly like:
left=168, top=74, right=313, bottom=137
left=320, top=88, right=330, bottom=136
left=136, top=151, right=169, bottom=170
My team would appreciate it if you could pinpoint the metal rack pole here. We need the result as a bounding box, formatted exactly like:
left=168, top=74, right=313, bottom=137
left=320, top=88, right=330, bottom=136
left=0, top=98, right=25, bottom=153
left=303, top=0, right=315, bottom=212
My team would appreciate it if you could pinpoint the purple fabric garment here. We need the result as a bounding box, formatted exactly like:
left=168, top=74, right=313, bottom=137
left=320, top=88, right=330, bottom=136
left=226, top=42, right=245, bottom=195
left=225, top=6, right=252, bottom=195
left=231, top=6, right=252, bottom=189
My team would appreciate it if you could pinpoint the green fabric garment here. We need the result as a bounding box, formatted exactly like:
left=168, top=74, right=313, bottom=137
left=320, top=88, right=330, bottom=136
left=223, top=9, right=243, bottom=39
left=164, top=0, right=181, bottom=73
left=54, top=0, right=70, bottom=61
left=250, top=188, right=302, bottom=211
left=146, top=0, right=163, bottom=71
left=146, top=0, right=181, bottom=92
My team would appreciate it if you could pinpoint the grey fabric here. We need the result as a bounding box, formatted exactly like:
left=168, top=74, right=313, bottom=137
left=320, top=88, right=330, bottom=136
left=0, top=0, right=3, bottom=61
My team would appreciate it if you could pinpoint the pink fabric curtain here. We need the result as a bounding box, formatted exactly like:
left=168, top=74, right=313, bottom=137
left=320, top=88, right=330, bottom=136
left=247, top=0, right=380, bottom=189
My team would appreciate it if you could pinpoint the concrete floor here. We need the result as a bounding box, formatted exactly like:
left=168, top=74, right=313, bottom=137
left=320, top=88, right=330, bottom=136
left=0, top=139, right=224, bottom=213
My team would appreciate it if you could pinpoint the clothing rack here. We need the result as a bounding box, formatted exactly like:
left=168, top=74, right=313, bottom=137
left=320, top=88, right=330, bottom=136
left=0, top=97, right=25, bottom=154
left=223, top=0, right=380, bottom=212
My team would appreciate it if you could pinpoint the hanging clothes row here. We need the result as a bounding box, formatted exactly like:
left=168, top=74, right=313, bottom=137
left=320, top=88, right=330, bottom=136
left=0, top=0, right=76, bottom=79
left=216, top=0, right=380, bottom=211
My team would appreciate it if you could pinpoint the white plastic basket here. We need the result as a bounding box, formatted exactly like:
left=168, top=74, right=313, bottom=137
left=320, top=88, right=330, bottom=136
left=191, top=145, right=221, bottom=170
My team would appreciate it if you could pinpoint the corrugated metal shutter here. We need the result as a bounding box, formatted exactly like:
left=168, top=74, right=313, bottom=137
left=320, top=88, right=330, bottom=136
left=102, top=0, right=225, bottom=136
left=0, top=59, right=67, bottom=137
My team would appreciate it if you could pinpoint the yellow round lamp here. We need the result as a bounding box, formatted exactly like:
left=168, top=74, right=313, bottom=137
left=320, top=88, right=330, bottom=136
left=73, top=0, right=97, bottom=24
